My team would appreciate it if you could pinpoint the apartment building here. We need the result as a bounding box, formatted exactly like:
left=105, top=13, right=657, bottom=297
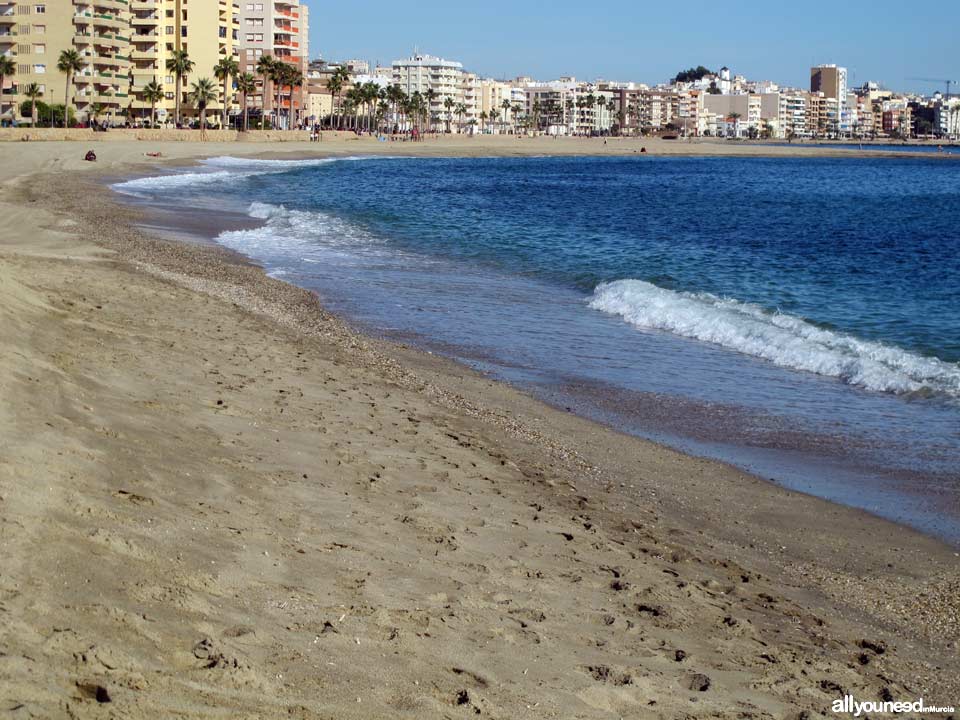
left=129, top=0, right=241, bottom=124
left=810, top=64, right=847, bottom=100
left=934, top=98, right=960, bottom=138
left=392, top=53, right=467, bottom=126
left=0, top=0, right=241, bottom=125
left=239, top=0, right=308, bottom=126
left=479, top=78, right=514, bottom=132
left=703, top=93, right=763, bottom=137
left=1, top=0, right=131, bottom=122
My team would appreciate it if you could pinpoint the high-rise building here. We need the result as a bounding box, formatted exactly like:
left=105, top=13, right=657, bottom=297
left=129, top=0, right=241, bottom=124
left=810, top=64, right=847, bottom=101
left=0, top=0, right=242, bottom=125
left=392, top=53, right=467, bottom=125
left=4, top=0, right=131, bottom=122
left=238, top=0, right=309, bottom=127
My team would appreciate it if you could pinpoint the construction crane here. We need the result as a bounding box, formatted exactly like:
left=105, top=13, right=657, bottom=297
left=909, top=78, right=957, bottom=97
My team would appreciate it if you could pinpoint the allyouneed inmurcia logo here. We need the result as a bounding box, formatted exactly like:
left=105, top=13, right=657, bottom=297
left=832, top=695, right=956, bottom=717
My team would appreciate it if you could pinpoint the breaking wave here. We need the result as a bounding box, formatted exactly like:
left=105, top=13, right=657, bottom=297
left=589, top=279, right=960, bottom=398
left=111, top=155, right=375, bottom=195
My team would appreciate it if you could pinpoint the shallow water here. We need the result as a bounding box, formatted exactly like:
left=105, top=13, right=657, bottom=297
left=113, top=155, right=960, bottom=545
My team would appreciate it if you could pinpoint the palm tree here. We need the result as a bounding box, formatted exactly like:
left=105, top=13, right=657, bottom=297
left=385, top=84, right=404, bottom=131
left=511, top=104, right=522, bottom=133
left=284, top=65, right=303, bottom=128
left=728, top=112, right=742, bottom=138
left=213, top=56, right=239, bottom=129
left=455, top=102, right=467, bottom=133
left=187, top=77, right=218, bottom=135
left=501, top=98, right=511, bottom=133
left=0, top=55, right=16, bottom=120
left=23, top=82, right=41, bottom=126
left=235, top=72, right=256, bottom=132
left=360, top=82, right=379, bottom=131
left=443, top=96, right=454, bottom=133
left=325, top=65, right=350, bottom=130
left=423, top=88, right=437, bottom=131
left=141, top=80, right=164, bottom=127
left=373, top=99, right=386, bottom=134
left=255, top=54, right=275, bottom=129
left=269, top=61, right=286, bottom=129
left=57, top=48, right=84, bottom=129
left=165, top=49, right=194, bottom=126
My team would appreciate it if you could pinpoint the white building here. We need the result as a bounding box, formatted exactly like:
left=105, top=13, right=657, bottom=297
left=392, top=53, right=470, bottom=129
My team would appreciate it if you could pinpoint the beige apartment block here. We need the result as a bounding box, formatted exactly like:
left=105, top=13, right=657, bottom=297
left=0, top=0, right=240, bottom=125
left=129, top=0, right=241, bottom=125
left=1, top=0, right=130, bottom=122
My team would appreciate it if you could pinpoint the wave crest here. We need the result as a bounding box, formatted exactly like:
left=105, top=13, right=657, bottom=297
left=588, top=279, right=960, bottom=398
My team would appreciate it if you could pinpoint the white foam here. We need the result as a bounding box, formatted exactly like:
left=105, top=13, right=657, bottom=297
left=589, top=279, right=960, bottom=398
left=111, top=155, right=380, bottom=195
left=215, top=202, right=383, bottom=262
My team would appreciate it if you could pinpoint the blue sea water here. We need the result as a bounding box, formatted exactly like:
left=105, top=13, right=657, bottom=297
left=114, top=155, right=960, bottom=544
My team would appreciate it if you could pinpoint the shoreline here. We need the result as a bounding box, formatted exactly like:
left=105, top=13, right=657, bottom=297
left=1, top=140, right=957, bottom=717
left=115, top=149, right=960, bottom=548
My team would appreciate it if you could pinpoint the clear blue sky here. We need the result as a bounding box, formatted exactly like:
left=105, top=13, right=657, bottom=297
left=308, top=0, right=959, bottom=94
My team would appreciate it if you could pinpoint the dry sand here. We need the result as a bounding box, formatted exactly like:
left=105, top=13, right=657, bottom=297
left=0, top=138, right=957, bottom=719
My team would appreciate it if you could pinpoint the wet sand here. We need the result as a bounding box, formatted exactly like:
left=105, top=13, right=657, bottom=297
left=0, top=140, right=957, bottom=718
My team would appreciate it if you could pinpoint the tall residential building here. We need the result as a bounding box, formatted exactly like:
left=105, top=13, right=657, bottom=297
left=239, top=0, right=308, bottom=127
left=392, top=53, right=466, bottom=124
left=0, top=0, right=241, bottom=125
left=4, top=0, right=131, bottom=122
left=129, top=0, right=241, bottom=124
left=810, top=64, right=847, bottom=101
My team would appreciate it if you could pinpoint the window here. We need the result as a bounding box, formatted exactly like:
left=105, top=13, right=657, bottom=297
left=165, top=92, right=173, bottom=99
left=33, top=63, right=45, bottom=73
left=245, top=2, right=253, bottom=8
left=164, top=75, right=172, bottom=83
left=33, top=4, right=45, bottom=13
left=33, top=43, right=44, bottom=54
left=32, top=24, right=44, bottom=34
left=165, top=25, right=173, bottom=34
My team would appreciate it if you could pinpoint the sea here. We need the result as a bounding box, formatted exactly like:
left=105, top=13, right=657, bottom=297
left=113, top=155, right=960, bottom=545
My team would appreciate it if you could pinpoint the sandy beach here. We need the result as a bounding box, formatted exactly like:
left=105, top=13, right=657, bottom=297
left=1, top=137, right=957, bottom=719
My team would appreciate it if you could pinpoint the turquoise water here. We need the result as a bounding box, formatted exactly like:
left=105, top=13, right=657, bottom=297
left=114, top=156, right=960, bottom=544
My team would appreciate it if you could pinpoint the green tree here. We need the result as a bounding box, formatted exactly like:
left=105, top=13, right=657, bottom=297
left=141, top=80, right=164, bottom=127
left=325, top=65, right=350, bottom=130
left=442, top=96, right=454, bottom=133
left=672, top=66, right=713, bottom=84
left=57, top=48, right=84, bottom=129
left=255, top=54, right=275, bottom=129
left=213, top=56, right=239, bottom=129
left=187, top=77, right=218, bottom=135
left=235, top=72, right=256, bottom=132
left=165, top=49, right=194, bottom=126
left=22, top=82, right=42, bottom=125
left=501, top=98, right=511, bottom=132
left=0, top=55, right=16, bottom=120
